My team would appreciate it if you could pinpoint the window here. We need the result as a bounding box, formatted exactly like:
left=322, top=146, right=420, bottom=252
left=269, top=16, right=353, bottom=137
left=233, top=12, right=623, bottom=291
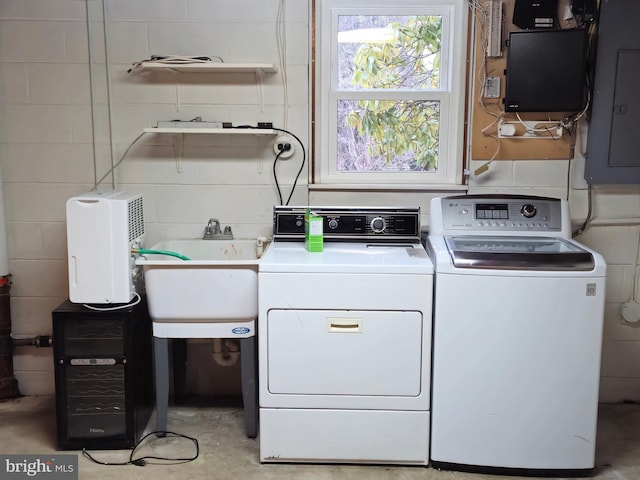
left=314, top=0, right=468, bottom=186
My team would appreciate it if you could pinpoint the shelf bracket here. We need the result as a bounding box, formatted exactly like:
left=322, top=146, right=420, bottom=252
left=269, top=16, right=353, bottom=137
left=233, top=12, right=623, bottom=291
left=162, top=68, right=182, bottom=111
left=176, top=81, right=182, bottom=112
left=256, top=70, right=265, bottom=113
left=172, top=134, right=184, bottom=173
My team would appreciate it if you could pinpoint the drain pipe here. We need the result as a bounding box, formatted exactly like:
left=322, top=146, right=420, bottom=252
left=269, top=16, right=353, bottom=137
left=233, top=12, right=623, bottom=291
left=0, top=162, right=53, bottom=399
left=0, top=276, right=18, bottom=399
left=11, top=335, right=53, bottom=348
left=0, top=159, right=17, bottom=398
left=212, top=338, right=240, bottom=367
left=0, top=279, right=53, bottom=401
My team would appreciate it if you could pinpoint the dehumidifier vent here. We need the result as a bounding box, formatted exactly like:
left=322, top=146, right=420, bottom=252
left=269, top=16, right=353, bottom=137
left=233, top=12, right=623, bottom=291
left=128, top=197, right=145, bottom=242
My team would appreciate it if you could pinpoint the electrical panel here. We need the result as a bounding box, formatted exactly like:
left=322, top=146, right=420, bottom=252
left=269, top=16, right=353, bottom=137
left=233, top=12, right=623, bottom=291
left=585, top=0, right=640, bottom=184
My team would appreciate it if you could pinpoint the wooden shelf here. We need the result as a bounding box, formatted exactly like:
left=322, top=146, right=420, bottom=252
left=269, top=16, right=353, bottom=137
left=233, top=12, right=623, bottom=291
left=131, top=62, right=278, bottom=74
left=143, top=127, right=276, bottom=135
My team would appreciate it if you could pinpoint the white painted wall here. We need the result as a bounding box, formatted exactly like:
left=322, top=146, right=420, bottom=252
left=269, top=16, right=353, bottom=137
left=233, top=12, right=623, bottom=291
left=1, top=0, right=639, bottom=403
left=0, top=0, right=310, bottom=395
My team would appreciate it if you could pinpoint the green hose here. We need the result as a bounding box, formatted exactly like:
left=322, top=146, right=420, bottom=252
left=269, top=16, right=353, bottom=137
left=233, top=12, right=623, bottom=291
left=135, top=248, right=191, bottom=261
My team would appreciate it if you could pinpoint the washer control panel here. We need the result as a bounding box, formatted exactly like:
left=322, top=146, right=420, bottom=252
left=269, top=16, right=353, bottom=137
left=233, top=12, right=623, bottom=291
left=438, top=195, right=563, bottom=232
left=273, top=206, right=421, bottom=242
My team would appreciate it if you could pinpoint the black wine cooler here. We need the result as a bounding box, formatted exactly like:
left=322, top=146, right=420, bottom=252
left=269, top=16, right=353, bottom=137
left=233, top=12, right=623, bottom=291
left=52, top=299, right=153, bottom=450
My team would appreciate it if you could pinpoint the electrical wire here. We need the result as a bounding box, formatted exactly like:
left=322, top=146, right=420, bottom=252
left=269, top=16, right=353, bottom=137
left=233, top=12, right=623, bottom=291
left=85, top=0, right=99, bottom=187
left=565, top=118, right=585, bottom=201
left=468, top=1, right=596, bottom=176
left=514, top=112, right=560, bottom=134
left=272, top=127, right=306, bottom=205
left=127, top=55, right=224, bottom=74
left=82, top=430, right=199, bottom=467
left=469, top=0, right=503, bottom=176
left=272, top=149, right=286, bottom=205
left=276, top=0, right=289, bottom=129
left=83, top=292, right=142, bottom=312
left=561, top=83, right=591, bottom=131
left=233, top=125, right=306, bottom=205
left=101, top=0, right=116, bottom=189
left=572, top=183, right=593, bottom=238
left=94, top=131, right=147, bottom=189
left=565, top=152, right=573, bottom=202
left=95, top=124, right=305, bottom=203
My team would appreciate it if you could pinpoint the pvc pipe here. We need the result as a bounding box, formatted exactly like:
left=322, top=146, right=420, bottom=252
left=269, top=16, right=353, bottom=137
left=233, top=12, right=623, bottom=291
left=212, top=338, right=240, bottom=367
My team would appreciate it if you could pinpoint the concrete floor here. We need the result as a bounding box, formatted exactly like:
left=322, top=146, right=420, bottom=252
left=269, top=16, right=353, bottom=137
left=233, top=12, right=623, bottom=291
left=1, top=396, right=639, bottom=480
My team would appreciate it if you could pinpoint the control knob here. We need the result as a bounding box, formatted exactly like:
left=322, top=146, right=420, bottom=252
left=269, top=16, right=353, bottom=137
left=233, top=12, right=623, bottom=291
left=370, top=217, right=386, bottom=233
left=328, top=218, right=339, bottom=229
left=521, top=204, right=537, bottom=218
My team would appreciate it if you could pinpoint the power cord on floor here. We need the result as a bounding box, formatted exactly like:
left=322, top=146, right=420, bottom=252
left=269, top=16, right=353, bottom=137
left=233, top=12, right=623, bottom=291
left=82, top=430, right=199, bottom=467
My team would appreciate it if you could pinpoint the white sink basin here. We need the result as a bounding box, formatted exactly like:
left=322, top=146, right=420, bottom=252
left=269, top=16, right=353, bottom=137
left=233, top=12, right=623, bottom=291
left=135, top=239, right=261, bottom=323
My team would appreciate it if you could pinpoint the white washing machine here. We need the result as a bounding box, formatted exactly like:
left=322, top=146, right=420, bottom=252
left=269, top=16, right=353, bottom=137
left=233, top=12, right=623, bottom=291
left=259, top=207, right=433, bottom=465
left=427, top=195, right=606, bottom=475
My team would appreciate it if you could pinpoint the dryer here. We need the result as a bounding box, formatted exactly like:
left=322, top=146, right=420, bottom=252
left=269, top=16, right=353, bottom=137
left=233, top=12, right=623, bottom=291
left=259, top=206, right=433, bottom=465
left=427, top=195, right=606, bottom=475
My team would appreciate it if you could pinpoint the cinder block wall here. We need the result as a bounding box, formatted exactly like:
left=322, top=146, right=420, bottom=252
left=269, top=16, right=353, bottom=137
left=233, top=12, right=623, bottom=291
left=1, top=0, right=639, bottom=402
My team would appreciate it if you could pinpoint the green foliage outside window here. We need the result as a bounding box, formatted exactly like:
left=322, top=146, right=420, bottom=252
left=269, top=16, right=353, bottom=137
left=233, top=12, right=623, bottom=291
left=342, top=16, right=443, bottom=170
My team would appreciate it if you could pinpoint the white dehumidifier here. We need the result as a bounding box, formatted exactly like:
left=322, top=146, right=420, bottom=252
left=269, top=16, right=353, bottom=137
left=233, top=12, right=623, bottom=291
left=66, top=190, right=145, bottom=304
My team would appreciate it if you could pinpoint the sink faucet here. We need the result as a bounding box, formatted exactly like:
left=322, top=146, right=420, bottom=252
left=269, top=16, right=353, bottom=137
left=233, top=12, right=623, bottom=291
left=203, top=218, right=233, bottom=240
left=204, top=218, right=221, bottom=238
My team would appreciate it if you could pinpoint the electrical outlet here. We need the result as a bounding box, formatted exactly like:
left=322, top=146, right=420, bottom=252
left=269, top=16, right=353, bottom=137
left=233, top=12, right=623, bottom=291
left=273, top=135, right=294, bottom=159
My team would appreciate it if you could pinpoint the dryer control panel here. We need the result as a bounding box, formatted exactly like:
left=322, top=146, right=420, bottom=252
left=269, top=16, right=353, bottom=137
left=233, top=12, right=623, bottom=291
left=433, top=195, right=565, bottom=235
left=273, top=206, right=421, bottom=242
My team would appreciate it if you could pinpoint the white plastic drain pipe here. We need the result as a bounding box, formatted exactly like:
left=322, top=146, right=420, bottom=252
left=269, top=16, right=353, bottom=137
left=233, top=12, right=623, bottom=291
left=212, top=338, right=240, bottom=367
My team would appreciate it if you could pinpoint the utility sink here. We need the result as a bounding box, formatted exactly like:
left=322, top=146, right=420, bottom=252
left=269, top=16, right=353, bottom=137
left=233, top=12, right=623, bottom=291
left=135, top=239, right=263, bottom=323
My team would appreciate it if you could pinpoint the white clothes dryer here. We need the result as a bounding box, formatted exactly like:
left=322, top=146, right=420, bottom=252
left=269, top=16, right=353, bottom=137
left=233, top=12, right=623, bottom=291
left=259, top=207, right=433, bottom=465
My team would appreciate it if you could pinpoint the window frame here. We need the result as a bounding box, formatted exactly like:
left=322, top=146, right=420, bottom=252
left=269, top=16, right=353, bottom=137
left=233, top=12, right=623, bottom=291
left=314, top=0, right=468, bottom=187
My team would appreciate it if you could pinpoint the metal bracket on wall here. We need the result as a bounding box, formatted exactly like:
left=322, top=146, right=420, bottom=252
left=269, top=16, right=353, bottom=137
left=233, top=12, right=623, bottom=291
left=172, top=133, right=183, bottom=173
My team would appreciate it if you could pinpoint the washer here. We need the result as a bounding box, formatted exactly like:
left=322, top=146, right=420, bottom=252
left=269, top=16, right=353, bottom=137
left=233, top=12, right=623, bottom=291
left=427, top=195, right=606, bottom=475
left=259, top=207, right=433, bottom=465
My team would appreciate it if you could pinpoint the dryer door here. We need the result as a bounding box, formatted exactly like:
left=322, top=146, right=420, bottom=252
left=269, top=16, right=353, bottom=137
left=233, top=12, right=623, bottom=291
left=266, top=309, right=423, bottom=397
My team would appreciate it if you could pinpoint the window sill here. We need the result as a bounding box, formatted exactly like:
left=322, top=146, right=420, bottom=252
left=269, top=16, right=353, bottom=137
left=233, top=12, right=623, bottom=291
left=308, top=183, right=469, bottom=192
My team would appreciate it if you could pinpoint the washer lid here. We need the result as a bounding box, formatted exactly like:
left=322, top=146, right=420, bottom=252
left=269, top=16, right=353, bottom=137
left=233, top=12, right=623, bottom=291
left=445, top=236, right=595, bottom=271
left=259, top=241, right=433, bottom=274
